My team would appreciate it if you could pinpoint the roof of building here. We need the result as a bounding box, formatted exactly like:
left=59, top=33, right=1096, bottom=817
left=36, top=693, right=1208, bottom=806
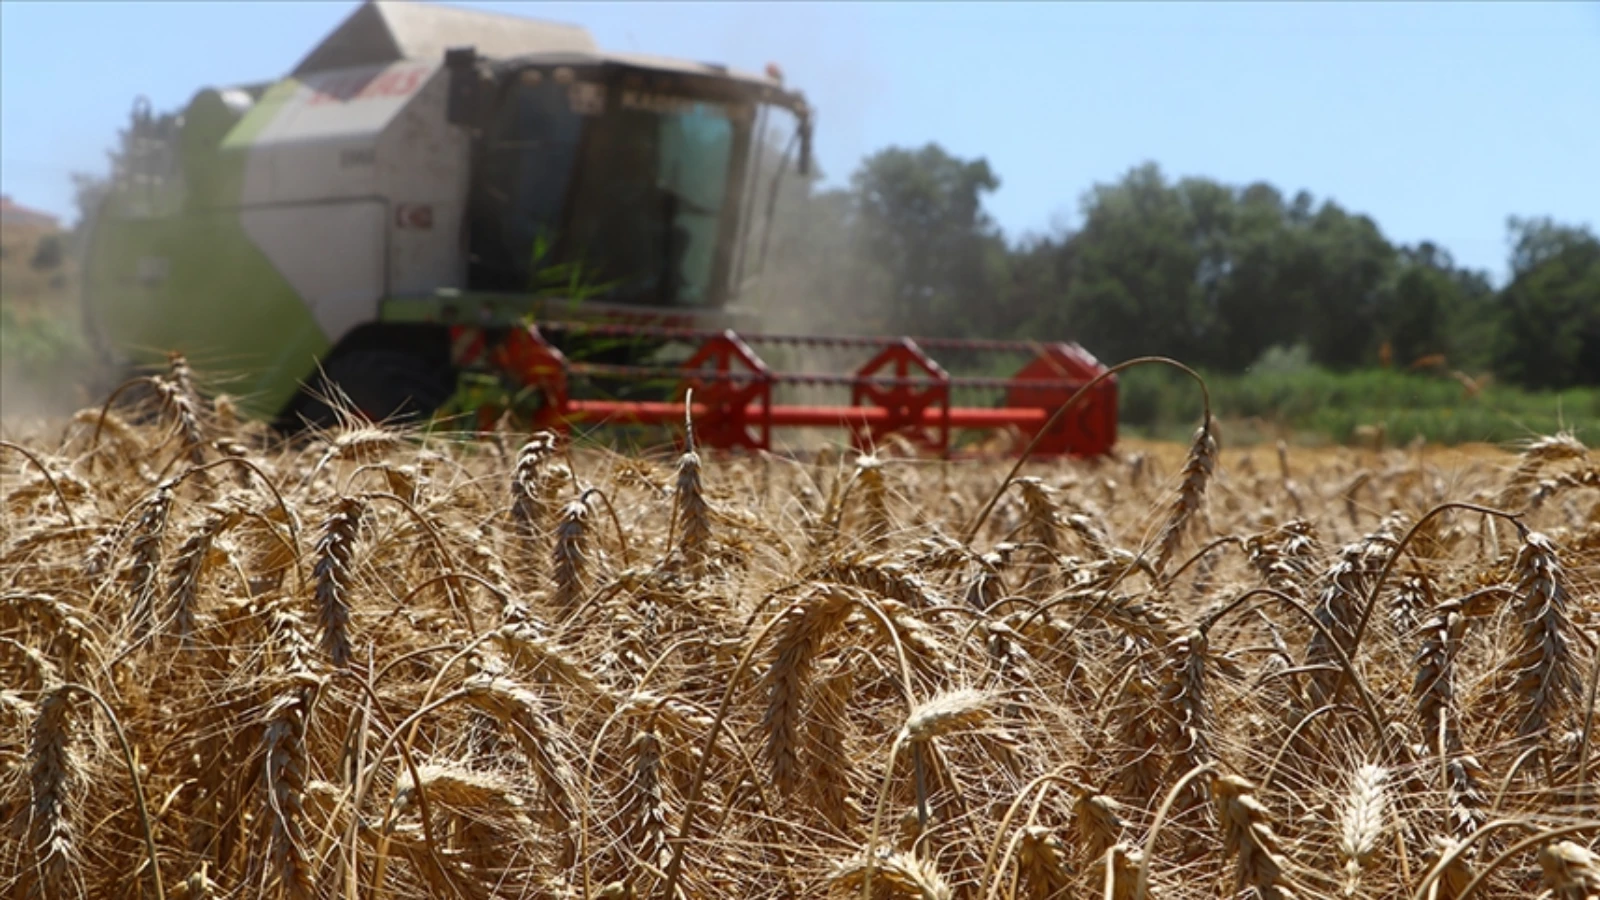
left=0, top=195, right=61, bottom=229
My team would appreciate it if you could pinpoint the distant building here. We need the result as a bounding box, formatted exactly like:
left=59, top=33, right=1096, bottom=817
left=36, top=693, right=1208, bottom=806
left=0, top=195, right=61, bottom=230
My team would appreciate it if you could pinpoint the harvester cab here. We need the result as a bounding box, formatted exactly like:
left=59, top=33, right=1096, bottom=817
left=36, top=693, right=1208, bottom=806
left=83, top=1, right=1117, bottom=456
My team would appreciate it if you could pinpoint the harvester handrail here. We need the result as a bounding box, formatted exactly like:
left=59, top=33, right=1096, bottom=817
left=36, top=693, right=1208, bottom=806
left=535, top=320, right=1101, bottom=356
left=566, top=361, right=1091, bottom=391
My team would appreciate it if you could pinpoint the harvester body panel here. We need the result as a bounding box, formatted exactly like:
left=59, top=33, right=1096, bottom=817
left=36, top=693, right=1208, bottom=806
left=233, top=59, right=467, bottom=355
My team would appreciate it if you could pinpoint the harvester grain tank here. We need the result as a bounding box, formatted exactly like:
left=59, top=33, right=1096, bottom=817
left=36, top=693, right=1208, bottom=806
left=81, top=0, right=1117, bottom=456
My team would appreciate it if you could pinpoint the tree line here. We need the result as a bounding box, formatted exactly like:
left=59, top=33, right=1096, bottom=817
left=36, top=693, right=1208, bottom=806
left=752, top=144, right=1600, bottom=390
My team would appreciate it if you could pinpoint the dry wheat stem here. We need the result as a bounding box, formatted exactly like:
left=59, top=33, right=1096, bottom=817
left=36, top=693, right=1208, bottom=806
left=0, top=441, right=79, bottom=530
left=1339, top=501, right=1524, bottom=698
left=961, top=356, right=1212, bottom=546
left=1132, top=761, right=1215, bottom=900
left=1452, top=822, right=1600, bottom=900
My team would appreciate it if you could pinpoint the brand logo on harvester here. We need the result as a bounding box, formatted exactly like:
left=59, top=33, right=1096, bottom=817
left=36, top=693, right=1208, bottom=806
left=395, top=204, right=433, bottom=230
left=306, top=66, right=429, bottom=106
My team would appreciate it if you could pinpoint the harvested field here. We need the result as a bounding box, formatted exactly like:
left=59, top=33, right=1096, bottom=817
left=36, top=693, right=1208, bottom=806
left=2, top=357, right=1598, bottom=900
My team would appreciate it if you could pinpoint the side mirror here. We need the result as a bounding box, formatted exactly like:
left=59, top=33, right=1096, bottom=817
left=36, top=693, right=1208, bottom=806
left=445, top=47, right=481, bottom=128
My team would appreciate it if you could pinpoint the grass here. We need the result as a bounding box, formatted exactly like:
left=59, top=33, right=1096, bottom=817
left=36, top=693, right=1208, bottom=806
left=1, top=223, right=109, bottom=416
left=1116, top=363, right=1600, bottom=447
left=0, top=302, right=90, bottom=371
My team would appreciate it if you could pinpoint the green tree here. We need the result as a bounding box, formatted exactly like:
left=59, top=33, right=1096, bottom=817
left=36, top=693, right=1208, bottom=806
left=997, top=231, right=1073, bottom=341
left=1494, top=216, right=1600, bottom=389
left=1060, top=163, right=1214, bottom=365
left=1381, top=242, right=1458, bottom=367
left=1210, top=182, right=1304, bottom=371
left=1291, top=203, right=1397, bottom=370
left=851, top=144, right=1002, bottom=335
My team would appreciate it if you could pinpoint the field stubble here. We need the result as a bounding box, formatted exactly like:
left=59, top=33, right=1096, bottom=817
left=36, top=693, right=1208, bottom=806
left=1, top=356, right=1598, bottom=900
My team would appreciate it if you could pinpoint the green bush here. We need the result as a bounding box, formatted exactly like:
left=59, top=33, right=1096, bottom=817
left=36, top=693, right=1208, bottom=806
left=0, top=302, right=90, bottom=370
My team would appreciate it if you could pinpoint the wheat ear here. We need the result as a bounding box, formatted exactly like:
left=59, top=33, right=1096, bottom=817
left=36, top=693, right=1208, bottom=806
left=1505, top=531, right=1581, bottom=746
left=1337, top=763, right=1388, bottom=897
left=310, top=496, right=364, bottom=667
left=762, top=587, right=856, bottom=795
left=1016, top=826, right=1072, bottom=899
left=164, top=503, right=242, bottom=642
left=850, top=454, right=893, bottom=550
left=828, top=849, right=952, bottom=899
left=622, top=726, right=670, bottom=891
left=510, top=431, right=560, bottom=563
left=1213, top=773, right=1298, bottom=900
left=1498, top=432, right=1587, bottom=509
left=26, top=685, right=80, bottom=900
left=260, top=686, right=314, bottom=900
left=674, top=446, right=712, bottom=577
left=551, top=494, right=594, bottom=612
left=124, top=480, right=176, bottom=641
left=806, top=655, right=859, bottom=831
left=1153, top=419, right=1217, bottom=574
left=1538, top=841, right=1600, bottom=900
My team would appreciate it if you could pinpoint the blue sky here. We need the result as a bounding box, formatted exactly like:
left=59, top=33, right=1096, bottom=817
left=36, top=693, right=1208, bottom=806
left=3, top=1, right=1596, bottom=284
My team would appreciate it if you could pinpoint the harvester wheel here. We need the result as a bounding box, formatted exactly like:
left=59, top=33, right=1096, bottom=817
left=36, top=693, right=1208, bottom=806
left=280, top=348, right=457, bottom=432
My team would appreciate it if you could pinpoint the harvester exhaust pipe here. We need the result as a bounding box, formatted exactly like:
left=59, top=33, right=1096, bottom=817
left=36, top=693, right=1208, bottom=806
left=444, top=46, right=485, bottom=129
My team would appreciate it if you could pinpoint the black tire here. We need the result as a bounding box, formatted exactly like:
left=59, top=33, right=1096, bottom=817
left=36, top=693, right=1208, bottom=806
left=278, top=348, right=457, bottom=432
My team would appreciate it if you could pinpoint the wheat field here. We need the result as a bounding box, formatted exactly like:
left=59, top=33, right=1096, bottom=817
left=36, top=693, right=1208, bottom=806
left=2, top=356, right=1598, bottom=900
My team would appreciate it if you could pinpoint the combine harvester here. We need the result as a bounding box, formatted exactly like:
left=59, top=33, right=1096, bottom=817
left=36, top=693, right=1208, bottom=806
left=82, top=1, right=1117, bottom=457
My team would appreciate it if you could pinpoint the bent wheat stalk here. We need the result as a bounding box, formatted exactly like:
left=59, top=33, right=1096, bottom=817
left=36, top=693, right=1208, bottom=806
left=962, top=356, right=1212, bottom=546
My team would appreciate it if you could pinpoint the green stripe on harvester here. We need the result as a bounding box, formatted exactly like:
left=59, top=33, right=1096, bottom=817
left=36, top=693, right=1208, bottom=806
left=82, top=76, right=332, bottom=420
